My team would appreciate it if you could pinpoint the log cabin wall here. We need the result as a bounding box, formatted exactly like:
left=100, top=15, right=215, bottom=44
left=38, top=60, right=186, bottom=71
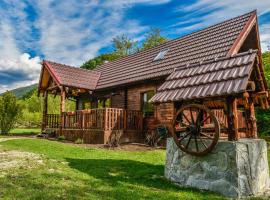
left=76, top=80, right=175, bottom=133
left=111, top=90, right=125, bottom=108
left=127, top=82, right=174, bottom=132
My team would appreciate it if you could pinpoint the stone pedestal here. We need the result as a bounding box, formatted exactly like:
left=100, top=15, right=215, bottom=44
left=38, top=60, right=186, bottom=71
left=165, top=138, right=270, bottom=198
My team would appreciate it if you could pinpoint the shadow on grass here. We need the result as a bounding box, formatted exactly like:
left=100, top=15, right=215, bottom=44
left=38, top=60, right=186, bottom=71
left=66, top=158, right=221, bottom=199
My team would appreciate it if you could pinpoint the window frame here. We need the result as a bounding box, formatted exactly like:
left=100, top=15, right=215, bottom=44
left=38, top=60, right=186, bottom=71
left=140, top=90, right=155, bottom=117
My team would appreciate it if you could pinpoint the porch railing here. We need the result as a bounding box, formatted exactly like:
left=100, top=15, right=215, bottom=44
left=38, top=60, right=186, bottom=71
left=44, top=108, right=143, bottom=131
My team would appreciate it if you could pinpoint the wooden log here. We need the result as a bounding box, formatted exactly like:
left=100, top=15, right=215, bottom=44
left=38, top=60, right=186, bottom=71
left=249, top=99, right=257, bottom=138
left=60, top=88, right=66, bottom=135
left=232, top=99, right=240, bottom=140
left=226, top=97, right=239, bottom=141
left=42, top=91, right=48, bottom=131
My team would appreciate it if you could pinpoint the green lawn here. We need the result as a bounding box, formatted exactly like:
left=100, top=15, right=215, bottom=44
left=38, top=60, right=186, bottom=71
left=9, top=128, right=41, bottom=135
left=0, top=138, right=226, bottom=200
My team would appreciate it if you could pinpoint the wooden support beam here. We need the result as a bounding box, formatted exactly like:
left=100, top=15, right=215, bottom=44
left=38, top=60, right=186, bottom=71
left=60, top=87, right=66, bottom=135
left=226, top=97, right=239, bottom=141
left=41, top=90, right=48, bottom=131
left=247, top=98, right=257, bottom=138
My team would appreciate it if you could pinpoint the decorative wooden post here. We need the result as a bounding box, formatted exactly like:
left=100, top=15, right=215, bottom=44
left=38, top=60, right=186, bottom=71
left=60, top=87, right=66, bottom=135
left=226, top=97, right=239, bottom=141
left=248, top=98, right=257, bottom=138
left=42, top=90, right=48, bottom=131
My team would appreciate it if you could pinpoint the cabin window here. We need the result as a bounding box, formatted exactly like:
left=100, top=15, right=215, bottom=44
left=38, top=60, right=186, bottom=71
left=141, top=90, right=155, bottom=117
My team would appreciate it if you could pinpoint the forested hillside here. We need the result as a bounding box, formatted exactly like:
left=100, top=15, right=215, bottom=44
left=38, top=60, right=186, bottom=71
left=0, top=84, right=37, bottom=98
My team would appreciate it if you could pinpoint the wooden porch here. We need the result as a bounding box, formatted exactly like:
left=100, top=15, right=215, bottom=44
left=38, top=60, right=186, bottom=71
left=43, top=108, right=143, bottom=144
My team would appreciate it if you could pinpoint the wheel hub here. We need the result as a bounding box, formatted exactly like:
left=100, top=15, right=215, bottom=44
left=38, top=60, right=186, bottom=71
left=186, top=124, right=200, bottom=135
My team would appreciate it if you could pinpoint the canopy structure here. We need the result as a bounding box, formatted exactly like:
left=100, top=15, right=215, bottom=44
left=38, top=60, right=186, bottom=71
left=150, top=50, right=269, bottom=108
left=38, top=60, right=101, bottom=96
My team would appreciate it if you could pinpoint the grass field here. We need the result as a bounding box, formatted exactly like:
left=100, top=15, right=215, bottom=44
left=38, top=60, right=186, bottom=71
left=9, top=128, right=41, bottom=135
left=0, top=138, right=227, bottom=200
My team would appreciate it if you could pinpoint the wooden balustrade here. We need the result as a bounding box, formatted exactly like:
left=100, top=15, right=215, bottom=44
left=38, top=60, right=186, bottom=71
left=44, top=108, right=143, bottom=131
left=45, top=114, right=60, bottom=128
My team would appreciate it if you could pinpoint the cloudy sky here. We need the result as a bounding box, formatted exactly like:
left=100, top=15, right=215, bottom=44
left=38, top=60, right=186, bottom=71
left=0, top=0, right=269, bottom=93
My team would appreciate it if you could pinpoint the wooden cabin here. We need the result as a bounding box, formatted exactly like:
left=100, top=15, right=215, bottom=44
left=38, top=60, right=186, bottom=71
left=38, top=10, right=269, bottom=144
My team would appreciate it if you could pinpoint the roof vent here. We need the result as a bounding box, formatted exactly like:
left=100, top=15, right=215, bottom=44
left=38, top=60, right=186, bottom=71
left=153, top=49, right=169, bottom=61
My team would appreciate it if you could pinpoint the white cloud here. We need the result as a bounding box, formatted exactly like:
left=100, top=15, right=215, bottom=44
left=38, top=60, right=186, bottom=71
left=175, top=0, right=270, bottom=52
left=34, top=0, right=152, bottom=65
left=0, top=0, right=172, bottom=92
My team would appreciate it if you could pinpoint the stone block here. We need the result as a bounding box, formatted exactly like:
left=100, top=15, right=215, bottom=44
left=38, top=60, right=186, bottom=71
left=165, top=138, right=270, bottom=198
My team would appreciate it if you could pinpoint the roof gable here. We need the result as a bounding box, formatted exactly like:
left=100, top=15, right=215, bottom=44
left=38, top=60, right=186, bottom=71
left=42, top=60, right=101, bottom=90
left=150, top=50, right=258, bottom=103
left=94, top=11, right=256, bottom=90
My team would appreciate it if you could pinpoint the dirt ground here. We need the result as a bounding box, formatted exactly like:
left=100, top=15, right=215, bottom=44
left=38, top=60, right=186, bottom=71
left=1, top=135, right=165, bottom=152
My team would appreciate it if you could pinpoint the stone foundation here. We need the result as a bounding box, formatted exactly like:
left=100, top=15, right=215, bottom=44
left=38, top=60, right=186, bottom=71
left=165, top=138, right=270, bottom=198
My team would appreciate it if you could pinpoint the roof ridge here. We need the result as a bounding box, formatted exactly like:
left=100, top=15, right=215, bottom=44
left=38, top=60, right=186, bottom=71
left=44, top=60, right=101, bottom=74
left=94, top=10, right=255, bottom=71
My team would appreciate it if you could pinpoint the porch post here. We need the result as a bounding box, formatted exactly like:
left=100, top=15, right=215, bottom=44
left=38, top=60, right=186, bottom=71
left=248, top=98, right=257, bottom=138
left=42, top=90, right=48, bottom=131
left=226, top=97, right=239, bottom=141
left=60, top=87, right=66, bottom=135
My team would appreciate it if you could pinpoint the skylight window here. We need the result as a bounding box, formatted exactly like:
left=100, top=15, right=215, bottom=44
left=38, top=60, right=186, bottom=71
left=153, top=49, right=169, bottom=61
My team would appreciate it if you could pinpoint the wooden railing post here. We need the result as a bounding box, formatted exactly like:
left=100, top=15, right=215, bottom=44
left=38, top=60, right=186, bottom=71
left=124, top=110, right=127, bottom=130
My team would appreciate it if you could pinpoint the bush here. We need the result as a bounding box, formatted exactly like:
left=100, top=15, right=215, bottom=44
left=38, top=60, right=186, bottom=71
left=57, top=135, right=66, bottom=141
left=0, top=92, right=21, bottom=135
left=256, top=108, right=270, bottom=136
left=74, top=138, right=84, bottom=144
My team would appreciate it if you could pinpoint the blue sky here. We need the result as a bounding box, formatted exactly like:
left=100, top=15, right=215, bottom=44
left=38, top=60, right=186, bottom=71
left=0, top=0, right=269, bottom=93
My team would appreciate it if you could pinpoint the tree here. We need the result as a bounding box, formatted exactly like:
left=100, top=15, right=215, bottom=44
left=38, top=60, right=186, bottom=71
left=142, top=28, right=168, bottom=50
left=262, top=51, right=270, bottom=87
left=256, top=52, right=270, bottom=136
left=81, top=53, right=121, bottom=70
left=112, top=34, right=138, bottom=56
left=0, top=91, right=21, bottom=134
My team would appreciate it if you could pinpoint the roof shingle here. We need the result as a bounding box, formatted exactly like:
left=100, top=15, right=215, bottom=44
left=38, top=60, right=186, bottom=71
left=44, top=61, right=101, bottom=90
left=94, top=11, right=255, bottom=89
left=149, top=50, right=257, bottom=103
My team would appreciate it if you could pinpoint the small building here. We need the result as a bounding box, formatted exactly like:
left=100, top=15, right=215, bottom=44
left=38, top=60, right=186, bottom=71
left=38, top=10, right=269, bottom=144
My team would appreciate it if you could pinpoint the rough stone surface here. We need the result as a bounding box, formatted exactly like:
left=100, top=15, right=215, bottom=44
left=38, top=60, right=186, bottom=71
left=165, top=138, right=270, bottom=198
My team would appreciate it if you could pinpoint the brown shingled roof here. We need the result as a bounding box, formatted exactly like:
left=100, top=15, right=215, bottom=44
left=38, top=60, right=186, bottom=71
left=44, top=60, right=101, bottom=90
left=94, top=11, right=256, bottom=90
left=149, top=50, right=257, bottom=103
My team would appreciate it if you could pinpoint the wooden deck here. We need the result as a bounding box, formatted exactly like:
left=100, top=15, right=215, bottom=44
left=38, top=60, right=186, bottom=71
left=43, top=108, right=143, bottom=144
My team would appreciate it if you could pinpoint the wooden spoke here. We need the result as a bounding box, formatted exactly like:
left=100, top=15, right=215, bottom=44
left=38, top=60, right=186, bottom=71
left=195, top=109, right=201, bottom=125
left=175, top=120, right=188, bottom=127
left=194, top=135, right=199, bottom=151
left=201, top=115, right=211, bottom=124
left=190, top=108, right=195, bottom=124
left=178, top=131, right=192, bottom=142
left=185, top=134, right=192, bottom=149
left=182, top=113, right=191, bottom=124
left=175, top=128, right=187, bottom=133
left=172, top=104, right=220, bottom=156
left=198, top=135, right=208, bottom=149
left=200, top=132, right=214, bottom=139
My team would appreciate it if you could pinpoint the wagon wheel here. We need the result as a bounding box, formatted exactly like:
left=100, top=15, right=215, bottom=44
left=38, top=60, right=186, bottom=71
left=172, top=104, right=220, bottom=156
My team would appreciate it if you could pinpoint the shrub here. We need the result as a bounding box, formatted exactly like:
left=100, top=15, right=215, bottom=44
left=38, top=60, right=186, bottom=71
left=74, top=138, right=84, bottom=144
left=0, top=92, right=21, bottom=135
left=57, top=135, right=66, bottom=141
